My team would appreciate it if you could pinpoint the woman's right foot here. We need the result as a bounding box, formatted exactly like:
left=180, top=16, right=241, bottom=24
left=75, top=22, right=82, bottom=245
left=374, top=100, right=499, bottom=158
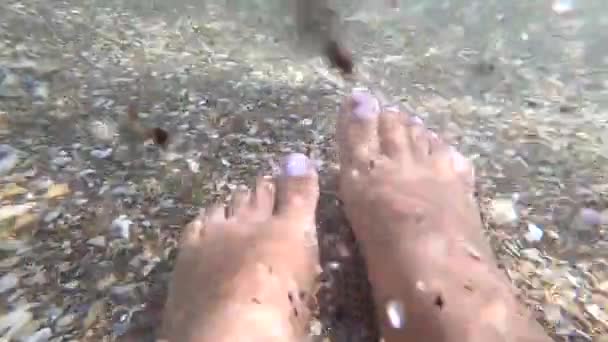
left=336, top=90, right=551, bottom=342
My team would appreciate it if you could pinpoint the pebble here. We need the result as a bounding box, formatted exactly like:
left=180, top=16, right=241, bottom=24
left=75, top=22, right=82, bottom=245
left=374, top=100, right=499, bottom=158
left=83, top=301, right=105, bottom=330
left=51, top=156, right=72, bottom=167
left=524, top=223, right=544, bottom=243
left=87, top=236, right=106, bottom=248
left=110, top=216, right=132, bottom=239
left=0, top=144, right=19, bottom=175
left=90, top=148, right=113, bottom=159
left=489, top=198, right=519, bottom=225
left=521, top=248, right=544, bottom=263
left=0, top=306, right=34, bottom=340
left=0, top=204, right=33, bottom=222
left=43, top=210, right=61, bottom=223
left=0, top=272, right=19, bottom=293
left=55, top=313, right=76, bottom=331
left=579, top=208, right=603, bottom=226
left=23, top=327, right=52, bottom=342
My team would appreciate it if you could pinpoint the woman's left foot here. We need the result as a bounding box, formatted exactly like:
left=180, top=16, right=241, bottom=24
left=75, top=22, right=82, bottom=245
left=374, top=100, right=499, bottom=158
left=161, top=153, right=321, bottom=342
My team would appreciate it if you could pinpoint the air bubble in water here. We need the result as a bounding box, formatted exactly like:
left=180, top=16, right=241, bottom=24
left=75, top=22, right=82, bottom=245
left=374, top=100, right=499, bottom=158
left=385, top=299, right=406, bottom=329
left=552, top=0, right=574, bottom=15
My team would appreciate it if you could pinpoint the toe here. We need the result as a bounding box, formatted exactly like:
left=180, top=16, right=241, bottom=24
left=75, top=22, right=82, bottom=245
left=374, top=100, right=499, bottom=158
left=408, top=123, right=431, bottom=157
left=428, top=130, right=441, bottom=152
left=337, top=89, right=381, bottom=171
left=228, top=185, right=251, bottom=218
left=377, top=107, right=409, bottom=159
left=207, top=203, right=227, bottom=222
left=275, top=153, right=319, bottom=220
left=450, top=147, right=475, bottom=188
left=253, top=175, right=275, bottom=217
left=180, top=209, right=205, bottom=246
left=431, top=141, right=474, bottom=187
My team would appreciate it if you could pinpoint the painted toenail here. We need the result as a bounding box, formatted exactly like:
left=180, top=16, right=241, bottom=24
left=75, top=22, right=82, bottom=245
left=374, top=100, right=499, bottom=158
left=409, top=115, right=423, bottom=125
left=282, top=153, right=312, bottom=177
left=385, top=299, right=406, bottom=329
left=384, top=105, right=400, bottom=112
left=350, top=89, right=380, bottom=119
left=450, top=147, right=469, bottom=173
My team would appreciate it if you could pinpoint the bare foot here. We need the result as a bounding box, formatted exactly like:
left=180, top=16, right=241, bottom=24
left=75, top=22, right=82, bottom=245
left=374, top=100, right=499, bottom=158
left=160, top=153, right=320, bottom=342
left=336, top=90, right=551, bottom=342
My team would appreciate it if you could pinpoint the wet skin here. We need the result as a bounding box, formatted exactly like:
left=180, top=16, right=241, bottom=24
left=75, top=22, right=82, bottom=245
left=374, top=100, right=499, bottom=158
left=161, top=89, right=552, bottom=342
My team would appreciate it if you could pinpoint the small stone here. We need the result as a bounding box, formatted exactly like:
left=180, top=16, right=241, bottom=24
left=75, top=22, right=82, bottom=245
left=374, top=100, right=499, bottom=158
left=14, top=212, right=38, bottom=232
left=51, top=156, right=71, bottom=167
left=521, top=248, right=544, bottom=263
left=45, top=183, right=70, bottom=199
left=489, top=198, right=519, bottom=225
left=83, top=300, right=105, bottom=330
left=0, top=272, right=19, bottom=293
left=580, top=208, right=603, bottom=226
left=0, top=183, right=28, bottom=199
left=87, top=236, right=106, bottom=248
left=23, top=327, right=52, bottom=342
left=90, top=148, right=113, bottom=159
left=111, top=186, right=135, bottom=196
left=0, top=204, right=33, bottom=222
left=0, top=306, right=34, bottom=340
left=0, top=144, right=19, bottom=175
left=43, top=210, right=61, bottom=223
left=55, top=313, right=76, bottom=330
left=110, top=216, right=132, bottom=239
left=449, top=96, right=475, bottom=116
left=524, top=223, right=544, bottom=242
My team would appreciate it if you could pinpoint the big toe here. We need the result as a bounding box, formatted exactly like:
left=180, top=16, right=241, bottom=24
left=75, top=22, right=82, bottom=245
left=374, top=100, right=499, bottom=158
left=337, top=89, right=381, bottom=171
left=275, top=153, right=319, bottom=221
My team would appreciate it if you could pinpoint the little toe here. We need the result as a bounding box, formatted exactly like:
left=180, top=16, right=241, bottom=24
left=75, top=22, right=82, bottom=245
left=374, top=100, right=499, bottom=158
left=207, top=203, right=227, bottom=223
left=408, top=123, right=432, bottom=158
left=431, top=140, right=475, bottom=188
left=179, top=209, right=206, bottom=247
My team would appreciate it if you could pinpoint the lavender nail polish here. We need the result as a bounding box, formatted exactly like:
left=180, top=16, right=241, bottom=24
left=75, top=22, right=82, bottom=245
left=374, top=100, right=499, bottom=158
left=410, top=115, right=424, bottom=125
left=351, top=89, right=380, bottom=119
left=450, top=147, right=469, bottom=173
left=282, top=153, right=311, bottom=177
left=384, top=105, right=400, bottom=112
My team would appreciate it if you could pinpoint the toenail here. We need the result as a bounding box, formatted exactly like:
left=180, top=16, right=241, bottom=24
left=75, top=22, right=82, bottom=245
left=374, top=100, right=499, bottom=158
left=384, top=105, right=400, bottom=112
left=350, top=89, right=380, bottom=119
left=450, top=147, right=469, bottom=173
left=385, top=299, right=406, bottom=329
left=409, top=115, right=424, bottom=125
left=282, top=153, right=312, bottom=177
